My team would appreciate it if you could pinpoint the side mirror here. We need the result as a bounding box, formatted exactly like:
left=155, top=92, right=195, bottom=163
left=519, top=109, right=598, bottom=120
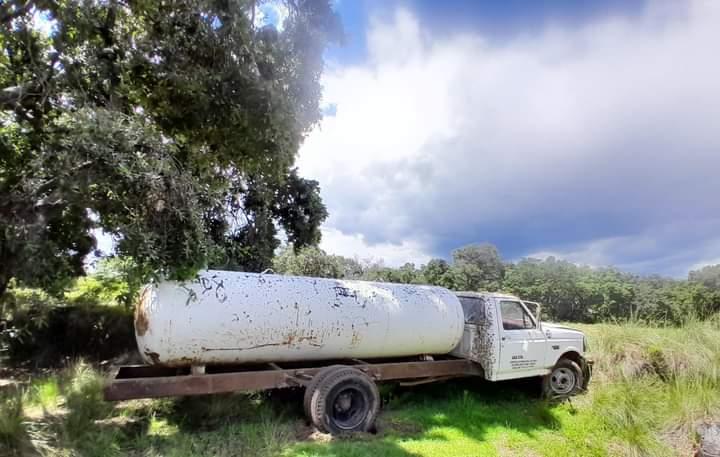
left=534, top=303, right=542, bottom=326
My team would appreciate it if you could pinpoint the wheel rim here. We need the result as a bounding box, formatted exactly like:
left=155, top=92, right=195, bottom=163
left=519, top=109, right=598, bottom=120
left=329, top=386, right=367, bottom=430
left=550, top=367, right=576, bottom=395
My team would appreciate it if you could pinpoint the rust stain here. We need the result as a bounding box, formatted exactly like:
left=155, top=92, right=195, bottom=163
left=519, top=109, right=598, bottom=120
left=135, top=286, right=151, bottom=336
left=283, top=330, right=319, bottom=347
left=350, top=329, right=362, bottom=347
left=285, top=332, right=296, bottom=345
left=160, top=356, right=196, bottom=366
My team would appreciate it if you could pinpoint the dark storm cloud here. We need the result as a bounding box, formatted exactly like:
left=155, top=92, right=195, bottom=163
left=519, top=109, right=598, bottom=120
left=299, top=2, right=720, bottom=276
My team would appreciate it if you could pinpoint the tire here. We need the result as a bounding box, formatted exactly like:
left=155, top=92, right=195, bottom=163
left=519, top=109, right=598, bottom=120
left=309, top=367, right=380, bottom=434
left=542, top=358, right=584, bottom=399
left=303, top=365, right=345, bottom=419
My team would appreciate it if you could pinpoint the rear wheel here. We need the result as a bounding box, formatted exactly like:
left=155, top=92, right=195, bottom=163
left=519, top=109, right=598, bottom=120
left=543, top=358, right=584, bottom=399
left=303, top=365, right=344, bottom=419
left=308, top=367, right=380, bottom=434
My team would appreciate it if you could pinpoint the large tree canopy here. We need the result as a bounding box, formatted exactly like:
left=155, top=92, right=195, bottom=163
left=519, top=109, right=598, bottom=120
left=0, top=0, right=340, bottom=295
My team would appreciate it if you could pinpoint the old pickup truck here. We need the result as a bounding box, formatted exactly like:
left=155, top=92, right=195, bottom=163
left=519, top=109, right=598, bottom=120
left=105, top=270, right=592, bottom=434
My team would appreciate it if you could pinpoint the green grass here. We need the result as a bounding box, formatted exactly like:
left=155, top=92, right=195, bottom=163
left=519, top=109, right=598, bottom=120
left=28, top=378, right=61, bottom=412
left=0, top=390, right=26, bottom=452
left=1, top=320, right=719, bottom=456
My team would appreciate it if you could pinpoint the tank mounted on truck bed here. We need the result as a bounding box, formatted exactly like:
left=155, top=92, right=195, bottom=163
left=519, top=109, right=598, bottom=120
left=105, top=270, right=592, bottom=434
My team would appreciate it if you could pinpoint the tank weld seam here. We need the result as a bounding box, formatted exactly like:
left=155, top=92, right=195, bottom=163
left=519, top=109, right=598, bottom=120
left=201, top=341, right=324, bottom=351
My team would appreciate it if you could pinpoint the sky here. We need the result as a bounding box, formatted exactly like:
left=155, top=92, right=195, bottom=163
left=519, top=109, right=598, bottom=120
left=293, top=0, right=720, bottom=277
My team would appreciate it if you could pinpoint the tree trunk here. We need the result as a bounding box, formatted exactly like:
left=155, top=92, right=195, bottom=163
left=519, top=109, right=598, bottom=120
left=0, top=276, right=9, bottom=299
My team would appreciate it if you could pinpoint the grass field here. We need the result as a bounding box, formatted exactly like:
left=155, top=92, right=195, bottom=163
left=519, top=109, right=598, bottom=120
left=2, top=320, right=719, bottom=457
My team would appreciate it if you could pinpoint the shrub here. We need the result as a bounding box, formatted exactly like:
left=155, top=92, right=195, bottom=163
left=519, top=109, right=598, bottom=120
left=0, top=389, right=26, bottom=453
left=4, top=304, right=135, bottom=366
left=62, top=360, right=113, bottom=440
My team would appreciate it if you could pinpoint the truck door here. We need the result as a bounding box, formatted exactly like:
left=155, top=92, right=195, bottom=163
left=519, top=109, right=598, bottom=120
left=453, top=295, right=499, bottom=379
left=496, top=299, right=547, bottom=379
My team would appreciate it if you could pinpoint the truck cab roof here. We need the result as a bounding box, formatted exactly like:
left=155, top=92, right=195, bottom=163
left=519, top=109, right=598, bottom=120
left=454, top=291, right=521, bottom=301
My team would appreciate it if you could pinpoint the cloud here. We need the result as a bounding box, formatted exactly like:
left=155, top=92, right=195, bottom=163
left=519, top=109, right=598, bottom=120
left=320, top=227, right=431, bottom=267
left=527, top=220, right=720, bottom=277
left=298, top=1, right=720, bottom=274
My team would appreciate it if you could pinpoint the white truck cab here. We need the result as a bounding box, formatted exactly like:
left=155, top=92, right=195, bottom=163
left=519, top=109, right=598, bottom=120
left=450, top=291, right=591, bottom=397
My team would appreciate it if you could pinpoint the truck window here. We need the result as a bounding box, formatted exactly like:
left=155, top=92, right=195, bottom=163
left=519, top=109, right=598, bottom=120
left=499, top=300, right=535, bottom=330
left=458, top=296, right=486, bottom=324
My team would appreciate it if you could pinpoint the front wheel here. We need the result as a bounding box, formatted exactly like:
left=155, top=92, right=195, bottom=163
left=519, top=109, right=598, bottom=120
left=542, top=358, right=584, bottom=399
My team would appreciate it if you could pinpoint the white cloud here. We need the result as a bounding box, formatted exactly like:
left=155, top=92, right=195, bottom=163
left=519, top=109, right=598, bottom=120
left=320, top=228, right=431, bottom=267
left=528, top=227, right=720, bottom=278
left=299, top=1, right=720, bottom=275
left=690, top=258, right=720, bottom=273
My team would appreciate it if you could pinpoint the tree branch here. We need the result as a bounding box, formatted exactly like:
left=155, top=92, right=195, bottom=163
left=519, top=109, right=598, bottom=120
left=0, top=84, right=42, bottom=110
left=250, top=0, right=255, bottom=28
left=1, top=51, right=59, bottom=112
left=34, top=160, right=95, bottom=198
left=0, top=0, right=35, bottom=25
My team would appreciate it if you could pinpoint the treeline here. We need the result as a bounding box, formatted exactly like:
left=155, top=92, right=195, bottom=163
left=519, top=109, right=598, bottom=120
left=273, top=244, right=720, bottom=325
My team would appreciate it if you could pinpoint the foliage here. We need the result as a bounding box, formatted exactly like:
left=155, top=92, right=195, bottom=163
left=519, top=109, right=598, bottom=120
left=0, top=0, right=340, bottom=297
left=65, top=257, right=144, bottom=308
left=271, top=243, right=720, bottom=325
left=0, top=282, right=57, bottom=352
left=689, top=264, right=720, bottom=290
left=61, top=360, right=112, bottom=440
left=362, top=261, right=421, bottom=284
left=273, top=245, right=346, bottom=278
left=3, top=302, right=134, bottom=365
left=418, top=258, right=453, bottom=288
left=502, top=258, right=639, bottom=322
left=0, top=389, right=26, bottom=453
left=447, top=243, right=505, bottom=291
left=1, top=265, right=136, bottom=365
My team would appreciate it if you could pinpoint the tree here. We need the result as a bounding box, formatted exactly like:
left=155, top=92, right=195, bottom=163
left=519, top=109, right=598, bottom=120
left=361, top=260, right=401, bottom=283
left=272, top=245, right=343, bottom=278
left=420, top=258, right=453, bottom=288
left=579, top=268, right=635, bottom=321
left=336, top=256, right=364, bottom=279
left=0, top=0, right=341, bottom=296
left=689, top=264, right=720, bottom=290
left=448, top=243, right=505, bottom=291
left=503, top=257, right=594, bottom=322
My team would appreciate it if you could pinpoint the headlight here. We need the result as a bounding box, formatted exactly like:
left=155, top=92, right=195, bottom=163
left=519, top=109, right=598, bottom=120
left=583, top=336, right=589, bottom=353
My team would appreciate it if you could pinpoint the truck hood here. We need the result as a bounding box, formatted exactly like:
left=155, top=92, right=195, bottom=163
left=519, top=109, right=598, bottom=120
left=542, top=322, right=584, bottom=340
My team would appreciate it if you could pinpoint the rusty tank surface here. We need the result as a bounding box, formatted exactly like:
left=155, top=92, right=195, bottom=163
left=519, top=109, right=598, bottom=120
left=135, top=270, right=465, bottom=366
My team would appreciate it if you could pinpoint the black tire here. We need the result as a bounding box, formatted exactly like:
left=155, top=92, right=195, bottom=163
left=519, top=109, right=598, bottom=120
left=542, top=358, right=584, bottom=399
left=309, top=367, right=380, bottom=434
left=303, top=365, right=345, bottom=419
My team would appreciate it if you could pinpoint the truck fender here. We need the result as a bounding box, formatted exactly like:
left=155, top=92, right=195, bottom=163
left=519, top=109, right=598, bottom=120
left=554, top=350, right=592, bottom=390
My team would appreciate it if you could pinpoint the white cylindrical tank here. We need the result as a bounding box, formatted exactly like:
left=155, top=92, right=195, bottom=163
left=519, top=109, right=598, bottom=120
left=135, top=270, right=464, bottom=366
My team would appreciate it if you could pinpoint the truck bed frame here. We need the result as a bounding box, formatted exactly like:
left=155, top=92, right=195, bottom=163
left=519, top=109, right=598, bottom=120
left=104, top=356, right=484, bottom=401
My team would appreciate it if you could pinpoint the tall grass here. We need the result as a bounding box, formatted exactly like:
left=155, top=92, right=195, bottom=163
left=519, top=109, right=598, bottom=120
left=582, top=316, right=720, bottom=385
left=27, top=378, right=61, bottom=413
left=579, top=318, right=720, bottom=456
left=0, top=389, right=26, bottom=453
left=61, top=360, right=112, bottom=440
left=1, top=321, right=719, bottom=456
